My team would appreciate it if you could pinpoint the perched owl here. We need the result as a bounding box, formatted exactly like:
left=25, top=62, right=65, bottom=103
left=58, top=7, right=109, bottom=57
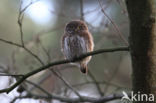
left=62, top=20, right=94, bottom=74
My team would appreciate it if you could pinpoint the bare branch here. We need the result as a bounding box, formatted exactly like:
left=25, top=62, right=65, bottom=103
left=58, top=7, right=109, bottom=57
left=72, top=81, right=129, bottom=90
left=116, top=0, right=127, bottom=15
left=51, top=69, right=82, bottom=98
left=16, top=0, right=44, bottom=65
left=29, top=72, right=52, bottom=91
left=0, top=37, right=44, bottom=65
left=104, top=59, right=121, bottom=94
left=24, top=47, right=44, bottom=65
left=88, top=71, right=104, bottom=96
left=11, top=92, right=124, bottom=103
left=0, top=38, right=22, bottom=47
left=97, top=0, right=129, bottom=46
left=38, top=40, right=51, bottom=63
left=0, top=70, right=51, bottom=98
left=0, top=46, right=129, bottom=94
left=25, top=80, right=51, bottom=96
left=18, top=0, right=40, bottom=46
left=0, top=73, right=24, bottom=77
left=80, top=0, right=84, bottom=21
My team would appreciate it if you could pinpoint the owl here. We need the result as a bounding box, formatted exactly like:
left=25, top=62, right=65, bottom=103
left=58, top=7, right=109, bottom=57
left=61, top=20, right=94, bottom=74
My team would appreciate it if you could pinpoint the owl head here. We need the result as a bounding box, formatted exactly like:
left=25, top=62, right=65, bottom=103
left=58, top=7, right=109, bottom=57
left=65, top=20, right=88, bottom=34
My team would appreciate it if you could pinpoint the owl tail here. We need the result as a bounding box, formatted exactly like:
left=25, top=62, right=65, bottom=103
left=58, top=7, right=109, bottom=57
left=79, top=63, right=88, bottom=74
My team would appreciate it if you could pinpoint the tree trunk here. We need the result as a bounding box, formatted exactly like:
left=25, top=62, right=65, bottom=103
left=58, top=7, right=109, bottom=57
left=126, top=0, right=156, bottom=103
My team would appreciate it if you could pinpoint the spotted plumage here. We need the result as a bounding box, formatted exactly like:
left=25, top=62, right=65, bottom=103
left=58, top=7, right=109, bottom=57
left=62, top=20, right=94, bottom=74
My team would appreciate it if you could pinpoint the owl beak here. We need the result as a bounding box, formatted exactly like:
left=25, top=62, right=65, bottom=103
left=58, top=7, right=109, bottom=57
left=75, top=26, right=80, bottom=31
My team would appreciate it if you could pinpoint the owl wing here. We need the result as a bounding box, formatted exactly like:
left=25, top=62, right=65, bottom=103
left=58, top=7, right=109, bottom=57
left=61, top=34, right=66, bottom=53
left=79, top=31, right=94, bottom=52
left=62, top=33, right=71, bottom=59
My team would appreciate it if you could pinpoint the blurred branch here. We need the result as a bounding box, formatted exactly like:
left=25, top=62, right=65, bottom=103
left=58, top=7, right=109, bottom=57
left=80, top=0, right=84, bottom=21
left=0, top=46, right=129, bottom=94
left=24, top=47, right=44, bottom=65
left=97, top=0, right=129, bottom=46
left=116, top=0, right=127, bottom=15
left=17, top=0, right=44, bottom=65
left=11, top=92, right=124, bottom=103
left=72, top=80, right=129, bottom=90
left=29, top=72, right=52, bottom=91
left=18, top=4, right=24, bottom=47
left=0, top=37, right=44, bottom=65
left=0, top=73, right=24, bottom=77
left=51, top=69, right=82, bottom=98
left=84, top=6, right=100, bottom=15
left=88, top=71, right=104, bottom=96
left=0, top=67, right=51, bottom=97
left=38, top=40, right=51, bottom=63
left=103, top=58, right=122, bottom=94
left=25, top=80, right=51, bottom=96
left=0, top=38, right=22, bottom=47
left=18, top=0, right=40, bottom=46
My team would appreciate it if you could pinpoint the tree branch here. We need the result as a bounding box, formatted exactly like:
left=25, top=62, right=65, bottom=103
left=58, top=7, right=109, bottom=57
left=72, top=80, right=129, bottom=90
left=11, top=92, right=124, bottom=103
left=51, top=69, right=82, bottom=98
left=25, top=80, right=51, bottom=96
left=0, top=38, right=22, bottom=47
left=80, top=0, right=84, bottom=21
left=17, top=0, right=44, bottom=65
left=88, top=71, right=104, bottom=96
left=97, top=0, right=129, bottom=46
left=0, top=37, right=44, bottom=65
left=0, top=46, right=129, bottom=94
left=0, top=73, right=24, bottom=77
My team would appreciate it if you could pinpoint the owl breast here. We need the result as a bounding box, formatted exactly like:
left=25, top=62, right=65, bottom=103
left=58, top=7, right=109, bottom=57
left=63, top=35, right=87, bottom=60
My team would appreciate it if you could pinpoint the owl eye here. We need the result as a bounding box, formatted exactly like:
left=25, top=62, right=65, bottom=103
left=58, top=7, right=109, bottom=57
left=79, top=26, right=83, bottom=30
left=66, top=26, right=74, bottom=34
left=79, top=25, right=86, bottom=30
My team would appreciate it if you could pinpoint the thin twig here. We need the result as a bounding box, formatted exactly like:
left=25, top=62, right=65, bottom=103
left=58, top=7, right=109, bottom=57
left=18, top=0, right=40, bottom=46
left=88, top=71, right=104, bottom=96
left=72, top=81, right=129, bottom=90
left=103, top=58, right=122, bottom=94
left=116, top=0, right=127, bottom=15
left=0, top=38, right=22, bottom=47
left=0, top=38, right=44, bottom=65
left=97, top=0, right=129, bottom=46
left=51, top=69, right=82, bottom=99
left=80, top=0, right=84, bottom=21
left=18, top=0, right=25, bottom=46
left=25, top=80, right=51, bottom=96
left=0, top=69, right=51, bottom=98
left=39, top=41, right=51, bottom=63
left=24, top=47, right=44, bottom=65
left=0, top=73, right=24, bottom=77
left=29, top=72, right=52, bottom=91
left=18, top=15, right=24, bottom=47
left=17, top=0, right=44, bottom=65
left=11, top=92, right=125, bottom=103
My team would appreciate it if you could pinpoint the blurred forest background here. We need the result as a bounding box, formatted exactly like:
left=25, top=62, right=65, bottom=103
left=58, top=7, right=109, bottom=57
left=0, top=0, right=131, bottom=103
